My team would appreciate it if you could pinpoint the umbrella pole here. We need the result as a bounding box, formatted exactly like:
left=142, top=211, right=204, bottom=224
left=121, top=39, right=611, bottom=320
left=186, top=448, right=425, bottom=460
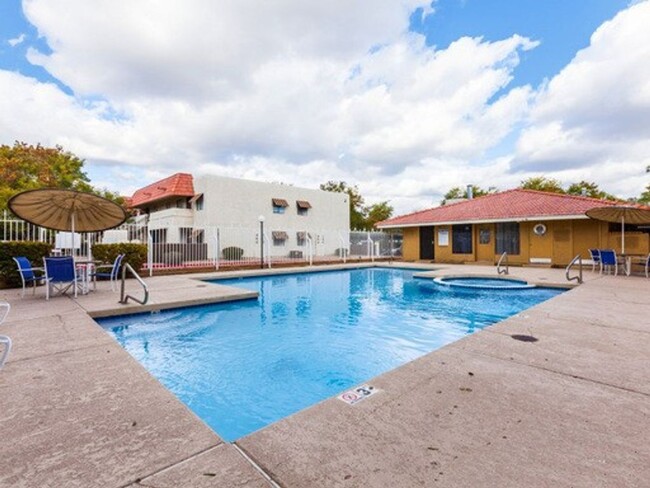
left=71, top=213, right=75, bottom=258
left=621, top=215, right=625, bottom=254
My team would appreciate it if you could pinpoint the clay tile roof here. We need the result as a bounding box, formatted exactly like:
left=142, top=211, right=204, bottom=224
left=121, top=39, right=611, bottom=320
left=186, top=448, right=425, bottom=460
left=377, top=189, right=641, bottom=228
left=130, top=173, right=195, bottom=207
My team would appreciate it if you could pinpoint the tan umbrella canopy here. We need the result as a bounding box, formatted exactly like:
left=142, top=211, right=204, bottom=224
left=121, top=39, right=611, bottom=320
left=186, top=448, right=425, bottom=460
left=8, top=189, right=127, bottom=232
left=586, top=205, right=650, bottom=253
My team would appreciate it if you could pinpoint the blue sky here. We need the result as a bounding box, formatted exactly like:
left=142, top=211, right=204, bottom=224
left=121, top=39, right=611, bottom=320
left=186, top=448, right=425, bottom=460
left=412, top=0, right=631, bottom=89
left=0, top=0, right=648, bottom=212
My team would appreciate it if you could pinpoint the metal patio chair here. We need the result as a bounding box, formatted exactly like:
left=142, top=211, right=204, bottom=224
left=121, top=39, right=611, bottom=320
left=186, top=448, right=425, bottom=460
left=588, top=249, right=601, bottom=273
left=0, top=302, right=11, bottom=369
left=13, top=256, right=45, bottom=297
left=90, top=253, right=125, bottom=291
left=43, top=256, right=79, bottom=300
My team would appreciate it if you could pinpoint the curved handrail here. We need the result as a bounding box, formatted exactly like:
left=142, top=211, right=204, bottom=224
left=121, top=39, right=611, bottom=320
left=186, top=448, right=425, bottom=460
left=497, top=252, right=509, bottom=275
left=119, top=263, right=150, bottom=305
left=565, top=254, right=583, bottom=284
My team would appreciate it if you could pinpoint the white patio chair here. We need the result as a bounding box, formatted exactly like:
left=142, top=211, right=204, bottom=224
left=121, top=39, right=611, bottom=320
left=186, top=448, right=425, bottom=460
left=0, top=302, right=11, bottom=369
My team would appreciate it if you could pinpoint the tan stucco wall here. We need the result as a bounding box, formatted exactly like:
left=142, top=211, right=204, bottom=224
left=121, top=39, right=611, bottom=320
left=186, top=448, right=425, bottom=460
left=397, top=218, right=648, bottom=266
left=402, top=227, right=420, bottom=261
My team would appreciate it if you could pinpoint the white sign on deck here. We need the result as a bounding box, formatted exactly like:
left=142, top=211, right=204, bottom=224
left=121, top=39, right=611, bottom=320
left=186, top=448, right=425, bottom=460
left=337, top=384, right=380, bottom=405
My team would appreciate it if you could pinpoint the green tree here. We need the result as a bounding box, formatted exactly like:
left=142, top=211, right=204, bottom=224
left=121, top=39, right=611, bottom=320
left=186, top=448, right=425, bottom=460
left=320, top=181, right=367, bottom=230
left=365, top=201, right=393, bottom=229
left=519, top=176, right=565, bottom=194
left=0, top=141, right=123, bottom=212
left=638, top=184, right=650, bottom=205
left=441, top=185, right=496, bottom=205
left=566, top=180, right=618, bottom=200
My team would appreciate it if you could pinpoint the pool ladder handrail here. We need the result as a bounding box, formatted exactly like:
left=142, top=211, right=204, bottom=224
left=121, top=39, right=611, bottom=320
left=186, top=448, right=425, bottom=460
left=119, top=262, right=150, bottom=305
left=565, top=254, right=583, bottom=284
left=497, top=252, right=509, bottom=275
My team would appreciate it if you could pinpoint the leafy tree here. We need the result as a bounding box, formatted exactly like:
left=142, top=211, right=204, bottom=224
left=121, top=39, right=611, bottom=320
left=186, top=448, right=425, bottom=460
left=365, top=201, right=393, bottom=229
left=566, top=180, right=617, bottom=200
left=638, top=184, right=650, bottom=205
left=320, top=181, right=367, bottom=230
left=0, top=141, right=123, bottom=212
left=519, top=176, right=565, bottom=194
left=441, top=185, right=497, bottom=205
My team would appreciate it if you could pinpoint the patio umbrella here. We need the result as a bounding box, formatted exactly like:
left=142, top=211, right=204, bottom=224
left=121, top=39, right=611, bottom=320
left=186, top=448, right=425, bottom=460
left=8, top=188, right=128, bottom=254
left=586, top=205, right=650, bottom=253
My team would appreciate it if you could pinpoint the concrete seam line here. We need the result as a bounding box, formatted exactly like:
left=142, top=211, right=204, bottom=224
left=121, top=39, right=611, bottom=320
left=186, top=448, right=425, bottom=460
left=467, top=349, right=650, bottom=398
left=232, top=443, right=283, bottom=488
left=116, top=443, right=223, bottom=488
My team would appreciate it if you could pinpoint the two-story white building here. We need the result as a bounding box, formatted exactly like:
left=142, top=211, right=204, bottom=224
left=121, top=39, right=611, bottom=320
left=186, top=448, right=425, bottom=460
left=129, top=173, right=350, bottom=259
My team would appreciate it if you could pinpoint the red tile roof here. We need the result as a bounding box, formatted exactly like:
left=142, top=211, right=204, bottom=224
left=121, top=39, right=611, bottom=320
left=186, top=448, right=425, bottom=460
left=378, top=189, right=641, bottom=228
left=130, top=173, right=195, bottom=207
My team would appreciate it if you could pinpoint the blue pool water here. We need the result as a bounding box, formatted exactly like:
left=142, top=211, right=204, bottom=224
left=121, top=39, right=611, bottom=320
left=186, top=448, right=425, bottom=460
left=98, top=268, right=563, bottom=441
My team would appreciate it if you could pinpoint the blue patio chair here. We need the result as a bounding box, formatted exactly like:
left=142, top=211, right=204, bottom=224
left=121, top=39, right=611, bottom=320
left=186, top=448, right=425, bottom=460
left=90, top=253, right=125, bottom=291
left=0, top=302, right=11, bottom=369
left=13, top=256, right=46, bottom=297
left=43, top=256, right=79, bottom=300
left=645, top=253, right=650, bottom=279
left=588, top=249, right=601, bottom=273
left=599, top=249, right=623, bottom=276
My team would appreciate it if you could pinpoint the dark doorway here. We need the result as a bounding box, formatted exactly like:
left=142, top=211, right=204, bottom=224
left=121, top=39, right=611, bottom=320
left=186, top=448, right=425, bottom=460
left=419, top=226, right=435, bottom=260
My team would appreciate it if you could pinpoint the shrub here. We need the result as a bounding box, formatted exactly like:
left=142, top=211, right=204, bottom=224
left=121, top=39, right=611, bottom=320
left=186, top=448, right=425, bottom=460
left=92, top=243, right=148, bottom=273
left=222, top=246, right=244, bottom=260
left=0, top=241, right=53, bottom=288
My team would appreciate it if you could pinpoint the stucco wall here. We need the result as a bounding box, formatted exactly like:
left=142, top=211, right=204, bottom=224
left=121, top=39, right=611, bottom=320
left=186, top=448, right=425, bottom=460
left=192, top=175, right=350, bottom=257
left=397, top=218, right=647, bottom=266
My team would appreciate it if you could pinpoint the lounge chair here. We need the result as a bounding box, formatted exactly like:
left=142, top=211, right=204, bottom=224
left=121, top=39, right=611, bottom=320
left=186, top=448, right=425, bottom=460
left=90, top=254, right=125, bottom=291
left=0, top=302, right=11, bottom=369
left=43, top=256, right=79, bottom=300
left=13, top=257, right=45, bottom=297
left=599, top=249, right=623, bottom=276
left=588, top=249, right=601, bottom=273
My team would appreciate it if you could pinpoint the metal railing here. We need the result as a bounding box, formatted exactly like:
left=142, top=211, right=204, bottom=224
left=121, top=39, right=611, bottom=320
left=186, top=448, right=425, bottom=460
left=2, top=214, right=402, bottom=272
left=565, top=254, right=583, bottom=284
left=119, top=262, right=149, bottom=305
left=497, top=252, right=509, bottom=275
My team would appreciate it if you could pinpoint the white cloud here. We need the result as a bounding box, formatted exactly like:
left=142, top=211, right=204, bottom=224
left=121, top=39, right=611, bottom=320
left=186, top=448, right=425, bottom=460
left=2, top=0, right=647, bottom=215
left=8, top=33, right=26, bottom=47
left=0, top=0, right=540, bottom=213
left=512, top=0, right=650, bottom=198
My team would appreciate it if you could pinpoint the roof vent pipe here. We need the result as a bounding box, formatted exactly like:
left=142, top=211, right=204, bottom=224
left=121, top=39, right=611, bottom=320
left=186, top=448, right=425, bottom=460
left=467, top=185, right=473, bottom=200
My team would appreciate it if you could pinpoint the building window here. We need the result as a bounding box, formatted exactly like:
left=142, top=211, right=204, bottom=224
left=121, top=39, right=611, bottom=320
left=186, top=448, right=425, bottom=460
left=272, top=198, right=289, bottom=214
left=452, top=224, right=473, bottom=254
left=194, top=195, right=204, bottom=211
left=272, top=231, right=289, bottom=246
left=296, top=231, right=306, bottom=246
left=296, top=200, right=311, bottom=216
left=495, top=222, right=520, bottom=255
left=479, top=227, right=491, bottom=244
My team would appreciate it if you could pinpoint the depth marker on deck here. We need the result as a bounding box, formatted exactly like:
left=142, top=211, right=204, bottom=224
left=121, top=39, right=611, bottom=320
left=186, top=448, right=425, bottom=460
left=338, top=384, right=380, bottom=405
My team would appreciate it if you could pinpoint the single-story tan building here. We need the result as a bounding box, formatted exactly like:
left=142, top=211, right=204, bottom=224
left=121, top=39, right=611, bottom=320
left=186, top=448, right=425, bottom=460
left=377, top=189, right=650, bottom=266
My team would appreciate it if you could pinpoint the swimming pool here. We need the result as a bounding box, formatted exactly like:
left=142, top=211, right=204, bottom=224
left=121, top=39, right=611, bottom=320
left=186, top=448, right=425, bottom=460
left=98, top=268, right=563, bottom=441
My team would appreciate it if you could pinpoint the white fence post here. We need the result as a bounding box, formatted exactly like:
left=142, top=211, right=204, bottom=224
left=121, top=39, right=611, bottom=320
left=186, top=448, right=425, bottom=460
left=147, top=232, right=153, bottom=276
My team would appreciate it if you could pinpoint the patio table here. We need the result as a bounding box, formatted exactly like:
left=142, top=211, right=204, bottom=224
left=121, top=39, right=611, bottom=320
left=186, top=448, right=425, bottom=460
left=75, top=260, right=99, bottom=294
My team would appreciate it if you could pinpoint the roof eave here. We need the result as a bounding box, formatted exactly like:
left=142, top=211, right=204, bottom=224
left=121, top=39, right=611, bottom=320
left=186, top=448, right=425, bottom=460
left=377, top=214, right=591, bottom=229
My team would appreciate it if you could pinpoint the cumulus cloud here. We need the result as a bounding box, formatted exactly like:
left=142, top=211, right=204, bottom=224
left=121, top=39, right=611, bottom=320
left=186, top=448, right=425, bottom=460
left=512, top=0, right=650, bottom=197
left=8, top=33, right=26, bottom=47
left=3, top=0, right=647, bottom=213
left=0, top=0, right=542, bottom=212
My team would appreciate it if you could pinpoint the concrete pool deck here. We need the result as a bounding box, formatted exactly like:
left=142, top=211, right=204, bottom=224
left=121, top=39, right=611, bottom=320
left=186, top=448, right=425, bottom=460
left=0, top=263, right=648, bottom=487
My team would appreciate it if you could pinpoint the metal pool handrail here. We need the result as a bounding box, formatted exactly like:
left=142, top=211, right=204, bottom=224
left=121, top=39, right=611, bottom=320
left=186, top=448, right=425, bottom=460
left=119, top=262, right=149, bottom=305
left=565, top=254, right=583, bottom=284
left=497, top=252, right=509, bottom=275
